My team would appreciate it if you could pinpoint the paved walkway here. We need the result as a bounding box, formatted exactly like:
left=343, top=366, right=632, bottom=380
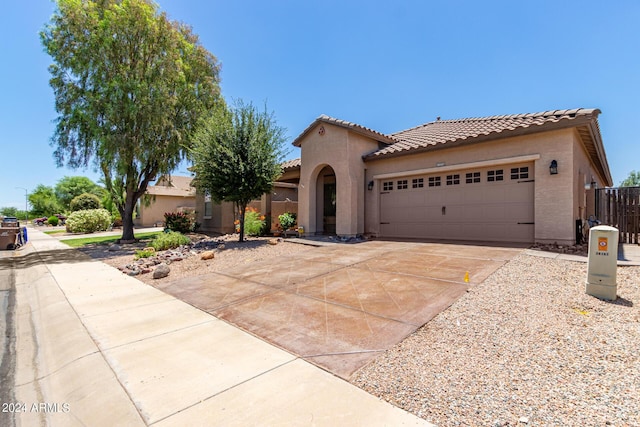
left=5, top=229, right=432, bottom=426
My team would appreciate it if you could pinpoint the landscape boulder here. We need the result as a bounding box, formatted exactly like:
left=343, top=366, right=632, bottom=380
left=153, top=263, right=171, bottom=279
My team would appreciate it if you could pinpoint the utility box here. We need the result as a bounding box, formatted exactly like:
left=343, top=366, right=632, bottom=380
left=586, top=225, right=619, bottom=300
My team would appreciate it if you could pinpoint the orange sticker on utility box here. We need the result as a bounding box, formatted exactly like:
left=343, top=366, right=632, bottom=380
left=598, top=237, right=608, bottom=252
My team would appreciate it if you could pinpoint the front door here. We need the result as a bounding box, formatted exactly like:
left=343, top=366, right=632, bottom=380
left=323, top=183, right=336, bottom=234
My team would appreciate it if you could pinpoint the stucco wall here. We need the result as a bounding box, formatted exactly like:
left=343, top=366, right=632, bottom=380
left=136, top=195, right=195, bottom=227
left=195, top=192, right=235, bottom=234
left=297, top=124, right=379, bottom=236
left=364, top=129, right=580, bottom=244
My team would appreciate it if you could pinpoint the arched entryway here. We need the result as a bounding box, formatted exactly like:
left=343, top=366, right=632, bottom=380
left=315, top=165, right=337, bottom=234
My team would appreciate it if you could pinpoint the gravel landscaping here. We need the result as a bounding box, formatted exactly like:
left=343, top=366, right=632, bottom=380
left=87, top=233, right=312, bottom=286
left=351, top=254, right=640, bottom=427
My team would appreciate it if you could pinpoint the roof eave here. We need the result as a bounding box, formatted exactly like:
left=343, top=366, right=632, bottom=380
left=583, top=120, right=613, bottom=186
left=292, top=116, right=396, bottom=147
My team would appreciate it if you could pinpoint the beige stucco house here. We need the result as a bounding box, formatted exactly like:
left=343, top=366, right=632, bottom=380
left=135, top=175, right=196, bottom=227
left=197, top=108, right=613, bottom=245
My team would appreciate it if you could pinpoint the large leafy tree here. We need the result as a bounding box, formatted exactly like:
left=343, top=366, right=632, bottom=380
left=620, top=170, right=640, bottom=187
left=54, top=176, right=104, bottom=211
left=41, top=0, right=221, bottom=241
left=191, top=102, right=287, bottom=242
left=28, top=185, right=61, bottom=217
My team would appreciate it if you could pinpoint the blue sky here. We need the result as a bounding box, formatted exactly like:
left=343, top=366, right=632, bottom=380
left=1, top=0, right=639, bottom=209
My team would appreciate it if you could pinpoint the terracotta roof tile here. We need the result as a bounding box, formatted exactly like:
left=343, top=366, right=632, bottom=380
left=281, top=158, right=301, bottom=170
left=366, top=108, right=600, bottom=159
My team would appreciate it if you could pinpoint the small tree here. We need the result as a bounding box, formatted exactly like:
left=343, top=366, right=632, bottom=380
left=191, top=101, right=287, bottom=242
left=70, top=193, right=102, bottom=211
left=620, top=170, right=640, bottom=187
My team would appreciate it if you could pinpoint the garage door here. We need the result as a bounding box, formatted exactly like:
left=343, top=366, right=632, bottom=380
left=379, top=163, right=534, bottom=243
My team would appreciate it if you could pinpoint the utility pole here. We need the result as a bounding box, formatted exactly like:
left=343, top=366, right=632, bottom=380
left=15, top=187, right=28, bottom=222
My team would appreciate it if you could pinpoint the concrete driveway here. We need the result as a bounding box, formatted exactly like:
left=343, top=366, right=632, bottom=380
left=155, top=240, right=522, bottom=379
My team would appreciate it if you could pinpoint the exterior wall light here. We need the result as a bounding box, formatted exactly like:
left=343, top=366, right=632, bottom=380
left=367, top=181, right=374, bottom=191
left=549, top=160, right=558, bottom=175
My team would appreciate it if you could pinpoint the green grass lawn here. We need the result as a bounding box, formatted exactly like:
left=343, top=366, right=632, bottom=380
left=43, top=230, right=67, bottom=235
left=61, top=231, right=162, bottom=248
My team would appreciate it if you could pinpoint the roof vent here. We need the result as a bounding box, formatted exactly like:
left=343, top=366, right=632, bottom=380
left=436, top=116, right=441, bottom=121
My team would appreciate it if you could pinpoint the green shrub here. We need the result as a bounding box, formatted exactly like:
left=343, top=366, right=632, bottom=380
left=260, top=214, right=271, bottom=236
left=278, top=212, right=297, bottom=231
left=134, top=249, right=156, bottom=259
left=65, top=208, right=111, bottom=233
left=151, top=231, right=190, bottom=251
left=164, top=211, right=193, bottom=234
left=70, top=193, right=102, bottom=211
left=47, top=215, right=59, bottom=226
left=244, top=210, right=266, bottom=236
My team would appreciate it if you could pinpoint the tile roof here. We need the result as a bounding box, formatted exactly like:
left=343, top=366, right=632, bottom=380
left=146, top=175, right=195, bottom=197
left=292, top=115, right=398, bottom=147
left=281, top=158, right=301, bottom=170
left=365, top=108, right=601, bottom=159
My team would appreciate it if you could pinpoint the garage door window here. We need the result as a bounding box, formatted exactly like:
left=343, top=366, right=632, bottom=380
left=510, top=167, right=529, bottom=180
left=383, top=181, right=393, bottom=191
left=428, top=176, right=441, bottom=187
left=412, top=178, right=424, bottom=188
left=487, top=169, right=504, bottom=182
left=466, top=172, right=481, bottom=183
left=397, top=179, right=408, bottom=189
left=446, top=174, right=460, bottom=185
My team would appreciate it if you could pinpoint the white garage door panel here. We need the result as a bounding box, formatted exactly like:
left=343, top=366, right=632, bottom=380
left=379, top=163, right=534, bottom=243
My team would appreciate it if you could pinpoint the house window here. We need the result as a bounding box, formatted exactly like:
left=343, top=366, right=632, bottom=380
left=397, top=179, right=408, bottom=189
left=204, top=191, right=212, bottom=218
left=383, top=181, right=394, bottom=191
left=510, top=167, right=529, bottom=180
left=446, top=174, right=460, bottom=185
left=428, top=176, right=441, bottom=187
left=465, top=172, right=481, bottom=183
left=487, top=169, right=504, bottom=182
left=412, top=178, right=424, bottom=188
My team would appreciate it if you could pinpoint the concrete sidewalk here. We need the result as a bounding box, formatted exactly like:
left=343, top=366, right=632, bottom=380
left=8, top=229, right=431, bottom=426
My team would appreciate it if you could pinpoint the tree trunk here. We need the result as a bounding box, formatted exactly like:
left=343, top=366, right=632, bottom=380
left=120, top=194, right=137, bottom=242
left=238, top=204, right=246, bottom=242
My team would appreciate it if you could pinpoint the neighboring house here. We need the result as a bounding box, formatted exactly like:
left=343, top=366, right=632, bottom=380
left=196, top=108, right=613, bottom=245
left=135, top=175, right=196, bottom=227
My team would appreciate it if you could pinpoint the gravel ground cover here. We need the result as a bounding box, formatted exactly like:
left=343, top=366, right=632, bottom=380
left=352, top=254, right=640, bottom=427
left=89, top=233, right=313, bottom=286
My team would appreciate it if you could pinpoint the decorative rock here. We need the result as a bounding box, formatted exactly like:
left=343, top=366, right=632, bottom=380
left=518, top=417, right=529, bottom=424
left=153, top=264, right=170, bottom=279
left=201, top=250, right=215, bottom=260
left=169, top=255, right=183, bottom=262
left=143, top=247, right=155, bottom=252
left=108, top=244, right=121, bottom=251
left=267, top=239, right=278, bottom=245
left=218, top=243, right=225, bottom=250
left=127, top=269, right=140, bottom=276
